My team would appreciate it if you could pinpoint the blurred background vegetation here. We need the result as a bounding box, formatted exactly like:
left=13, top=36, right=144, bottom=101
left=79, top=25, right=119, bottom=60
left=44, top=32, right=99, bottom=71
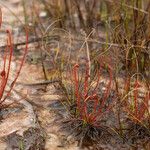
left=22, top=0, right=149, bottom=80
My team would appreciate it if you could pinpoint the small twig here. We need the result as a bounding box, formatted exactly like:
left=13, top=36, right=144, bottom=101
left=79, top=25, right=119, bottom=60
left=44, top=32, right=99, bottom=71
left=0, top=35, right=59, bottom=50
left=16, top=80, right=60, bottom=87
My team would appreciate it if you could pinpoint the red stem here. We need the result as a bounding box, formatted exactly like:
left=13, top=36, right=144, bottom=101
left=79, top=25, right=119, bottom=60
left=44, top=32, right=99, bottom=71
left=73, top=64, right=80, bottom=112
left=1, top=28, right=28, bottom=103
left=84, top=62, right=89, bottom=99
left=0, top=32, right=12, bottom=101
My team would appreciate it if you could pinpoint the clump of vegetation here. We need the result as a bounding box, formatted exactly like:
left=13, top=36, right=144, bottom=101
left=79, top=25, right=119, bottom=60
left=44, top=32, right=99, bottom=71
left=114, top=75, right=150, bottom=146
left=0, top=9, right=28, bottom=112
left=124, top=77, right=150, bottom=141
left=59, top=58, right=116, bottom=145
left=125, top=79, right=150, bottom=126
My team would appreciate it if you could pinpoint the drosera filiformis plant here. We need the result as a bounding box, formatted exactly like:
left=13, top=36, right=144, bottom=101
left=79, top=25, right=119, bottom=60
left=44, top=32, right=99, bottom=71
left=0, top=9, right=28, bottom=116
left=59, top=57, right=117, bottom=146
left=124, top=78, right=150, bottom=141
